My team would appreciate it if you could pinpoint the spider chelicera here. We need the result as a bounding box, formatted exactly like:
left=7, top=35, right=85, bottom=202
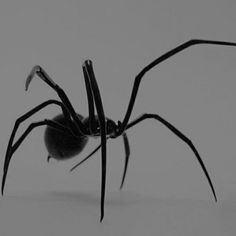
left=2, top=39, right=236, bottom=222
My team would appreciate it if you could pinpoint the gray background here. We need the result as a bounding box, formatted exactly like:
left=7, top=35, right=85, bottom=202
left=0, top=0, right=236, bottom=235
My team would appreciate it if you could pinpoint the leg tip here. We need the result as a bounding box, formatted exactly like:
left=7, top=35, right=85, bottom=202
left=100, top=213, right=104, bottom=222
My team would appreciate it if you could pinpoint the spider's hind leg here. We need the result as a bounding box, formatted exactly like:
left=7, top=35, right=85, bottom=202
left=125, top=113, right=217, bottom=202
left=120, top=132, right=130, bottom=190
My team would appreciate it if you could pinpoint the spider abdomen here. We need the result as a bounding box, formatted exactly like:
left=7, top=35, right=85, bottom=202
left=44, top=113, right=89, bottom=160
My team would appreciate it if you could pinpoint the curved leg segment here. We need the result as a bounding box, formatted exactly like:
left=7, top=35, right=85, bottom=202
left=119, top=39, right=236, bottom=134
left=2, top=99, right=75, bottom=167
left=3, top=100, right=72, bottom=176
left=2, top=119, right=72, bottom=195
left=126, top=113, right=217, bottom=202
left=26, top=66, right=87, bottom=134
left=120, top=132, right=130, bottom=189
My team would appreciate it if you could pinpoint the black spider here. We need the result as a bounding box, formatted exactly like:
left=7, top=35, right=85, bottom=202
left=2, top=39, right=236, bottom=222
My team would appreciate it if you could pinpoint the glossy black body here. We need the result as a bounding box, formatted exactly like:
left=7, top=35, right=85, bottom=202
left=44, top=113, right=117, bottom=160
left=44, top=113, right=88, bottom=160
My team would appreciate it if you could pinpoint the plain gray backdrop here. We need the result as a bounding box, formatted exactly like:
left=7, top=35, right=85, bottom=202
left=0, top=0, right=236, bottom=235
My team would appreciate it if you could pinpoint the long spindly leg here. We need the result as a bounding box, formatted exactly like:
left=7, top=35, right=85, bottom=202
left=70, top=144, right=101, bottom=172
left=2, top=119, right=72, bottom=195
left=82, top=62, right=96, bottom=134
left=118, top=39, right=236, bottom=135
left=26, top=65, right=87, bottom=134
left=120, top=132, right=130, bottom=190
left=2, top=99, right=74, bottom=187
left=85, top=60, right=107, bottom=222
left=70, top=132, right=130, bottom=190
left=5, top=99, right=76, bottom=162
left=125, top=113, right=217, bottom=202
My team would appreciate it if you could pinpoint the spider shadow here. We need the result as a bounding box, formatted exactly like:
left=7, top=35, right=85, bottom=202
left=46, top=189, right=142, bottom=207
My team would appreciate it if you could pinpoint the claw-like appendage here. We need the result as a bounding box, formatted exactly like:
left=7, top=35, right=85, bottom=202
left=25, top=65, right=41, bottom=91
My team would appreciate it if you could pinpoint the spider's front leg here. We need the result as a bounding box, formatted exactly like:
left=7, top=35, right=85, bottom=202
left=84, top=60, right=107, bottom=222
left=26, top=65, right=87, bottom=135
left=125, top=113, right=217, bottom=202
left=82, top=62, right=97, bottom=134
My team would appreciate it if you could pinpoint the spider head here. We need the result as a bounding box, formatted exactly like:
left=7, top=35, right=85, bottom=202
left=83, top=116, right=118, bottom=138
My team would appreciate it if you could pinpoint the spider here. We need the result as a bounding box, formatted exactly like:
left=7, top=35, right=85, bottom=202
left=2, top=39, right=236, bottom=222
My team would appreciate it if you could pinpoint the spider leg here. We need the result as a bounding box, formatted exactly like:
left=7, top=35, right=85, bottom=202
left=70, top=133, right=130, bottom=189
left=70, top=143, right=101, bottom=172
left=118, top=39, right=236, bottom=135
left=85, top=60, right=107, bottom=222
left=2, top=119, right=72, bottom=195
left=82, top=62, right=96, bottom=134
left=2, top=99, right=74, bottom=182
left=2, top=99, right=76, bottom=170
left=125, top=113, right=217, bottom=202
left=120, top=132, right=130, bottom=190
left=26, top=65, right=87, bottom=134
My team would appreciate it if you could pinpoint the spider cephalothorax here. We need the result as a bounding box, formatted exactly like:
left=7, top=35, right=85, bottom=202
left=45, top=114, right=118, bottom=160
left=2, top=39, right=236, bottom=222
left=82, top=115, right=119, bottom=137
